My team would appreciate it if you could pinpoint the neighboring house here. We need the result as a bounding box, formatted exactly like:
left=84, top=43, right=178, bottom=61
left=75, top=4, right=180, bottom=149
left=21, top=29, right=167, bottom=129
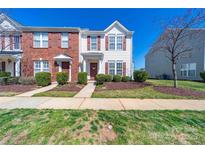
left=145, top=30, right=205, bottom=81
left=0, top=13, right=134, bottom=81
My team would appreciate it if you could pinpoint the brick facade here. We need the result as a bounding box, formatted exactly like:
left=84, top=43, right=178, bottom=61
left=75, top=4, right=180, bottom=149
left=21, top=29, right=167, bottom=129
left=21, top=32, right=79, bottom=82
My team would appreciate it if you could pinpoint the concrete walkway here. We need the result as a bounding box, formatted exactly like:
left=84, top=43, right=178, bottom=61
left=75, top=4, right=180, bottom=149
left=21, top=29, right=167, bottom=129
left=74, top=81, right=96, bottom=98
left=16, top=83, right=58, bottom=97
left=0, top=97, right=205, bottom=110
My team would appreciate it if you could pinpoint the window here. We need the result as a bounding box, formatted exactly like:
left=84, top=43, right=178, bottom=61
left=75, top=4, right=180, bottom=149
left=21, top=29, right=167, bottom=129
left=109, top=36, right=115, bottom=50
left=91, top=36, right=97, bottom=50
left=108, top=60, right=124, bottom=75
left=34, top=32, right=48, bottom=48
left=116, top=62, right=123, bottom=75
left=117, top=36, right=123, bottom=50
left=108, top=61, right=115, bottom=75
left=180, top=63, right=196, bottom=77
left=13, top=35, right=20, bottom=50
left=4, top=34, right=10, bottom=50
left=61, top=33, right=69, bottom=48
left=34, top=61, right=49, bottom=74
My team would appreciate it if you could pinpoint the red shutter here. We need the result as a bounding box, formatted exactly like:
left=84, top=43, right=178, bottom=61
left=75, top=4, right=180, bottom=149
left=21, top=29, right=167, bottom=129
left=10, top=34, right=13, bottom=50
left=2, top=62, right=5, bottom=72
left=105, top=62, right=108, bottom=74
left=123, top=62, right=126, bottom=76
left=87, top=35, right=90, bottom=50
left=105, top=35, right=108, bottom=51
left=123, top=36, right=126, bottom=51
left=58, top=33, right=61, bottom=48
left=98, top=35, right=101, bottom=50
left=2, top=35, right=5, bottom=50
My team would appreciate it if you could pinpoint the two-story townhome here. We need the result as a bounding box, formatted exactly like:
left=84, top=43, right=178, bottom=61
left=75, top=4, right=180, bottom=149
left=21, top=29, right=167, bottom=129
left=80, top=21, right=134, bottom=79
left=0, top=13, right=134, bottom=82
left=145, top=29, right=205, bottom=81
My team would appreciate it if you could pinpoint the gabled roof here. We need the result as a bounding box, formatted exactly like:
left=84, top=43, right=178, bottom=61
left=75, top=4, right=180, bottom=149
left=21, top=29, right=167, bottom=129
left=104, top=20, right=130, bottom=32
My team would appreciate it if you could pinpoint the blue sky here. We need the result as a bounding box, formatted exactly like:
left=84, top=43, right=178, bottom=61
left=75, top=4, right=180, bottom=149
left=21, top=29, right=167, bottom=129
left=3, top=8, right=187, bottom=69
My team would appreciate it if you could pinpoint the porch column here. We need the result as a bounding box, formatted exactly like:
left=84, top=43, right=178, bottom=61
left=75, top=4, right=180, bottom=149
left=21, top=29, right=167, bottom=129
left=58, top=61, right=62, bottom=72
left=83, top=59, right=86, bottom=72
left=15, top=58, right=21, bottom=77
left=98, top=59, right=102, bottom=74
left=69, top=62, right=72, bottom=82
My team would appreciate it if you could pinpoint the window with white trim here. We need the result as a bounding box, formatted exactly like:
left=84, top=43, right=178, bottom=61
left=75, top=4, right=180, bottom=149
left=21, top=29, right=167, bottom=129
left=34, top=61, right=49, bottom=74
left=34, top=32, right=48, bottom=48
left=180, top=63, right=196, bottom=77
left=61, top=33, right=69, bottom=48
left=13, top=35, right=20, bottom=50
left=109, top=35, right=115, bottom=50
left=91, top=36, right=97, bottom=50
left=4, top=34, right=10, bottom=50
left=117, top=36, right=123, bottom=50
left=108, top=60, right=123, bottom=75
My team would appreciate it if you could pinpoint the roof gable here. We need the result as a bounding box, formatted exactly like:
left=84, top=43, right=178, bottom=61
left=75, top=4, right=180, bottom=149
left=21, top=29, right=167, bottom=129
left=104, top=20, right=131, bottom=34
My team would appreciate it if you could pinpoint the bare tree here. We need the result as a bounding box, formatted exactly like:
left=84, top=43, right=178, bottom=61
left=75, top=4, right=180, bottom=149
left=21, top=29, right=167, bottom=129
left=152, top=9, right=205, bottom=88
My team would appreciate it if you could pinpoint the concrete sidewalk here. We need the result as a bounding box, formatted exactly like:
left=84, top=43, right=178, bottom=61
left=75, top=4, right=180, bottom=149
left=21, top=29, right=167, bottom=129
left=16, top=83, right=58, bottom=97
left=0, top=97, right=204, bottom=110
left=74, top=81, right=96, bottom=98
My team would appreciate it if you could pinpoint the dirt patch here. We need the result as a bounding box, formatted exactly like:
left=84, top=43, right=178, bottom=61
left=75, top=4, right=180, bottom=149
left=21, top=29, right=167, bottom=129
left=175, top=133, right=188, bottom=144
left=0, top=84, right=38, bottom=93
left=50, top=83, right=84, bottom=92
left=99, top=124, right=117, bottom=143
left=0, top=131, right=12, bottom=144
left=96, top=82, right=151, bottom=91
left=13, top=131, right=28, bottom=144
left=154, top=86, right=205, bottom=98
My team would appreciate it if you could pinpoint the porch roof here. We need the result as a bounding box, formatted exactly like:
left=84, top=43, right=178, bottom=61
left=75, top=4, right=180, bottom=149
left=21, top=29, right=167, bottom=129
left=81, top=52, right=103, bottom=60
left=53, top=54, right=72, bottom=61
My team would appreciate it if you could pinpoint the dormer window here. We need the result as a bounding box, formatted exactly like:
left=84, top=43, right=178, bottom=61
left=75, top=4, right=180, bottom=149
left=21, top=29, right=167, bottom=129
left=91, top=36, right=97, bottom=50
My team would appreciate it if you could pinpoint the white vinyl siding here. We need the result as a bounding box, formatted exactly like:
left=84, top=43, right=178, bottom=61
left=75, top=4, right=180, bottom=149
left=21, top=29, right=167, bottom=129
left=90, top=36, right=97, bottom=50
left=61, top=33, right=69, bottom=48
left=180, top=63, right=196, bottom=77
left=108, top=60, right=123, bottom=75
left=34, top=32, right=48, bottom=48
left=34, top=61, right=49, bottom=75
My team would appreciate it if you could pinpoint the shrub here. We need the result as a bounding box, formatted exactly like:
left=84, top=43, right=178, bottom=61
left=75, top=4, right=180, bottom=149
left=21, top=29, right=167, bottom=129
left=122, top=76, right=130, bottom=82
left=7, top=77, right=19, bottom=84
left=35, top=72, right=51, bottom=87
left=96, top=74, right=106, bottom=85
left=56, top=72, right=68, bottom=85
left=19, top=77, right=36, bottom=85
left=0, top=77, right=9, bottom=85
left=113, top=75, right=122, bottom=82
left=78, top=72, right=87, bottom=84
left=104, top=74, right=112, bottom=82
left=133, top=70, right=149, bottom=82
left=0, top=72, right=11, bottom=77
left=200, top=71, right=205, bottom=81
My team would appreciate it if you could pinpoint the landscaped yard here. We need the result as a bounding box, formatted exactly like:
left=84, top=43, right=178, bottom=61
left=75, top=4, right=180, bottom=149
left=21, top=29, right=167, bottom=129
left=0, top=84, right=38, bottom=96
left=33, top=83, right=84, bottom=97
left=92, top=79, right=205, bottom=99
left=0, top=109, right=205, bottom=144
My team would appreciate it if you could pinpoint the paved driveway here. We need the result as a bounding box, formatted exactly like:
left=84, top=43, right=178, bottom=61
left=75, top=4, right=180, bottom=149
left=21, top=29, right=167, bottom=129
left=0, top=97, right=205, bottom=110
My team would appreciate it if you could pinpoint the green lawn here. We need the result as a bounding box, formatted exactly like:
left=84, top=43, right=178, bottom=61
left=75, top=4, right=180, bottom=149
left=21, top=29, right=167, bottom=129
left=147, top=79, right=205, bottom=92
left=33, top=91, right=77, bottom=97
left=0, top=92, right=17, bottom=97
left=0, top=109, right=205, bottom=144
left=92, top=79, right=205, bottom=99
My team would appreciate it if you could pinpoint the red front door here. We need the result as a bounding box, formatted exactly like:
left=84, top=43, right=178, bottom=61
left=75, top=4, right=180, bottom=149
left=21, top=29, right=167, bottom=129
left=90, top=63, right=97, bottom=80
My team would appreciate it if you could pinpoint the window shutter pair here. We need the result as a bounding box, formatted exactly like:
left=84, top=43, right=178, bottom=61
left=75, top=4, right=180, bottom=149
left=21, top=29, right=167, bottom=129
left=87, top=35, right=101, bottom=51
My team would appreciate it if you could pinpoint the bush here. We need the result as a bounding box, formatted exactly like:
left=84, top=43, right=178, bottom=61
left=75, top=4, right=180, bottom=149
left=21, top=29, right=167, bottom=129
left=35, top=72, right=51, bottom=87
left=56, top=72, right=68, bottom=85
left=104, top=74, right=112, bottom=82
left=7, top=77, right=19, bottom=84
left=200, top=71, right=205, bottom=81
left=96, top=74, right=106, bottom=85
left=78, top=72, right=87, bottom=84
left=113, top=75, right=122, bottom=82
left=0, top=77, right=9, bottom=85
left=133, top=70, right=149, bottom=82
left=0, top=72, right=11, bottom=77
left=122, top=76, right=130, bottom=82
left=19, top=77, right=36, bottom=85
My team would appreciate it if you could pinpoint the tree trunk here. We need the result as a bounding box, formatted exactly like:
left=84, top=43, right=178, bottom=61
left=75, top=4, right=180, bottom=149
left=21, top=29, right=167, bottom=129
left=172, top=62, right=177, bottom=88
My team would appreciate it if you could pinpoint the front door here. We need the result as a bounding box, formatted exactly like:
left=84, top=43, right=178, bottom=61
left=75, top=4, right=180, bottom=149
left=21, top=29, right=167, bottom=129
left=62, top=61, right=69, bottom=76
left=90, top=63, right=97, bottom=80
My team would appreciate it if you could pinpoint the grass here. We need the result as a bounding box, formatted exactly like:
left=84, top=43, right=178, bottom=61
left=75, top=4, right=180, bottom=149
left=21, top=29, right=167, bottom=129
left=32, top=91, right=77, bottom=97
left=0, top=109, right=205, bottom=144
left=0, top=92, right=17, bottom=97
left=147, top=79, right=205, bottom=92
left=92, top=79, right=205, bottom=99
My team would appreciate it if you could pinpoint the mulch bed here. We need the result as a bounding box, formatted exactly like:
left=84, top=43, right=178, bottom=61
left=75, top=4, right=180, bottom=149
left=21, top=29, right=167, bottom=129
left=154, top=86, right=205, bottom=98
left=50, top=83, right=84, bottom=92
left=0, top=84, right=38, bottom=93
left=96, top=82, right=151, bottom=91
